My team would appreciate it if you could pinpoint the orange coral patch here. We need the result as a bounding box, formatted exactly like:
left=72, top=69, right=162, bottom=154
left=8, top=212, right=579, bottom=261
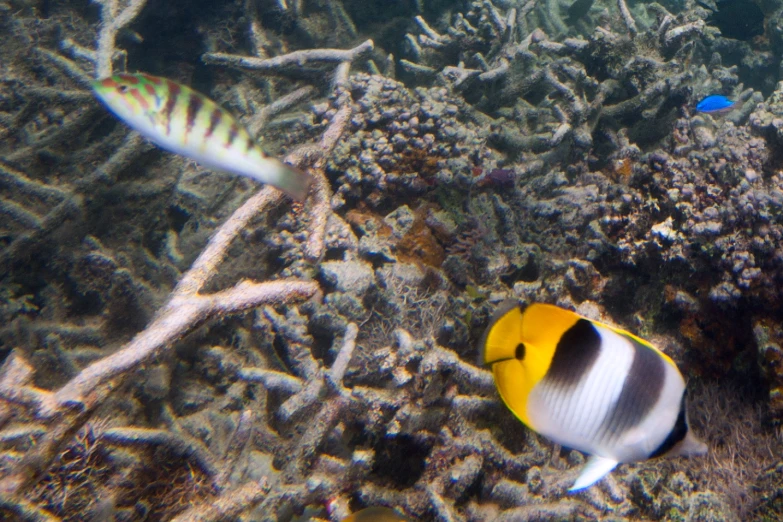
left=396, top=217, right=445, bottom=268
left=615, top=158, right=632, bottom=178
left=346, top=207, right=392, bottom=238
left=345, top=203, right=447, bottom=268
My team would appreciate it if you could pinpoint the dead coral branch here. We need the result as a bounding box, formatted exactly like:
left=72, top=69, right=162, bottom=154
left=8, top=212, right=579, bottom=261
left=0, top=185, right=318, bottom=502
left=43, top=187, right=318, bottom=418
left=94, top=0, right=150, bottom=77
left=202, top=40, right=374, bottom=75
left=0, top=18, right=372, bottom=513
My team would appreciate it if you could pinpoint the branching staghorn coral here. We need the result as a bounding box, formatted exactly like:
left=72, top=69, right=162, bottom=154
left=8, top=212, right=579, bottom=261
left=399, top=0, right=752, bottom=167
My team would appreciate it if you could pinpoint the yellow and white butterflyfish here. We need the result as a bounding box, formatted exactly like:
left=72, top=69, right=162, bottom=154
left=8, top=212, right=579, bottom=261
left=480, top=301, right=706, bottom=492
left=91, top=73, right=311, bottom=201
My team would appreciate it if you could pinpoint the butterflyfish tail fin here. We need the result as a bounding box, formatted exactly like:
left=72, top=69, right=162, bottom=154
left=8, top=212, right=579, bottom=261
left=673, top=430, right=708, bottom=457
left=568, top=455, right=619, bottom=492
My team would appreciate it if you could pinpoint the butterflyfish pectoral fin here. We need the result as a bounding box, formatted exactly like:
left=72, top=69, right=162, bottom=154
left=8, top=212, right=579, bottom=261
left=568, top=455, right=619, bottom=492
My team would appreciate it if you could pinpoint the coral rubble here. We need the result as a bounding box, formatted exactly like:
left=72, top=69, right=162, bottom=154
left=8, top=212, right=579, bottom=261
left=2, top=0, right=783, bottom=520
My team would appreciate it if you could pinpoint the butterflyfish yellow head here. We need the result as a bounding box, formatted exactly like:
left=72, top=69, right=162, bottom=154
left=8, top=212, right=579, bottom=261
left=480, top=301, right=583, bottom=426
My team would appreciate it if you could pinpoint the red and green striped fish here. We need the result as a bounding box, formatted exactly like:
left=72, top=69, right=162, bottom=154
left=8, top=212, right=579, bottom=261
left=92, top=73, right=311, bottom=200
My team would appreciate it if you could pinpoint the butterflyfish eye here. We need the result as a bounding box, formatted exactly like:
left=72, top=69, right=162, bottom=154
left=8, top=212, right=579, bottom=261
left=515, top=343, right=526, bottom=360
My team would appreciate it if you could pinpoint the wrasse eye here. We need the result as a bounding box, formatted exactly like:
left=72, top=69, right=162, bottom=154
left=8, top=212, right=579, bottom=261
left=117, top=85, right=128, bottom=93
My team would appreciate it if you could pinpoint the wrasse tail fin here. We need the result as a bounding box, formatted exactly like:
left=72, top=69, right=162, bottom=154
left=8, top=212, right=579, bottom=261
left=259, top=159, right=312, bottom=201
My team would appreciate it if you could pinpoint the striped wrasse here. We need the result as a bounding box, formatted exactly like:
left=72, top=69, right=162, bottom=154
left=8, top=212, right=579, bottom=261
left=92, top=73, right=311, bottom=200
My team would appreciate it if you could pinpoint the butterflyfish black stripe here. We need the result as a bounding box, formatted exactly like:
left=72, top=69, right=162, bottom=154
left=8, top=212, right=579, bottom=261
left=597, top=338, right=665, bottom=442
left=649, top=391, right=688, bottom=458
left=185, top=93, right=203, bottom=137
left=543, top=319, right=602, bottom=389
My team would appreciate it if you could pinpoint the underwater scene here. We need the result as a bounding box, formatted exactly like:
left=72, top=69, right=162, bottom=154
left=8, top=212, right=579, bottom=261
left=3, top=0, right=783, bottom=520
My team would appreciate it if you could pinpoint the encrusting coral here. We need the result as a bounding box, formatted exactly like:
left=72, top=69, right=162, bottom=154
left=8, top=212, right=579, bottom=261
left=3, top=0, right=783, bottom=520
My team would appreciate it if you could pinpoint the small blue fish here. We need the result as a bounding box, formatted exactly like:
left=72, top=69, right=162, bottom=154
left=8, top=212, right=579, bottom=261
left=696, top=95, right=735, bottom=114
